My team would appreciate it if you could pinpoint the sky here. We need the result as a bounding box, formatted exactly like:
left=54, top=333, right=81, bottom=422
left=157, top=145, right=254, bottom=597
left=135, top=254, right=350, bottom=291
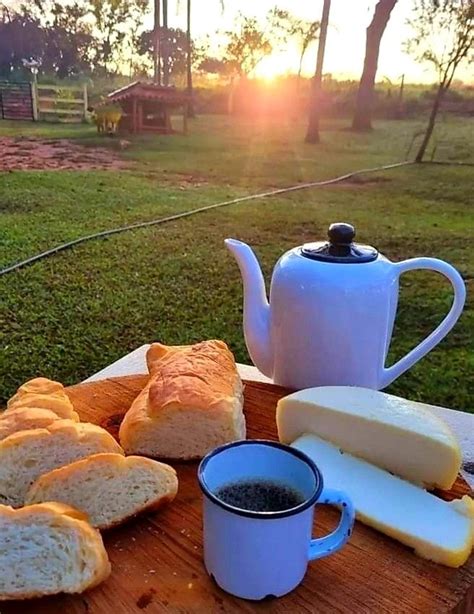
left=162, top=0, right=472, bottom=83
left=5, top=0, right=472, bottom=83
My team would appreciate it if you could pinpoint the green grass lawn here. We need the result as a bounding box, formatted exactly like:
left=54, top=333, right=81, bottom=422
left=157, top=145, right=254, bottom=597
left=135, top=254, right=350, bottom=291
left=1, top=115, right=473, bottom=411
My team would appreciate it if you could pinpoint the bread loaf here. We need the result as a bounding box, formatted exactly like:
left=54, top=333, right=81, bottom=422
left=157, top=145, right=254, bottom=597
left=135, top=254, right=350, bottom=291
left=7, top=377, right=64, bottom=406
left=0, top=407, right=62, bottom=442
left=119, top=340, right=245, bottom=459
left=5, top=393, right=80, bottom=421
left=0, top=420, right=124, bottom=507
left=0, top=502, right=110, bottom=600
left=6, top=377, right=79, bottom=422
left=26, top=453, right=178, bottom=529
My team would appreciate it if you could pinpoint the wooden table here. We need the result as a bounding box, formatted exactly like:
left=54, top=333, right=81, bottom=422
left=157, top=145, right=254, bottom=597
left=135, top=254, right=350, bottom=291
left=3, top=374, right=470, bottom=613
left=84, top=345, right=474, bottom=488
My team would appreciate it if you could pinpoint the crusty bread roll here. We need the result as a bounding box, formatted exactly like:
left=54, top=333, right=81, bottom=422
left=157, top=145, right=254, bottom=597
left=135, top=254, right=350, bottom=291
left=119, top=340, right=245, bottom=459
left=146, top=343, right=186, bottom=372
left=0, top=420, right=124, bottom=507
left=0, top=407, right=62, bottom=442
left=6, top=377, right=79, bottom=422
left=7, top=377, right=64, bottom=406
left=0, top=502, right=110, bottom=600
left=26, top=453, right=178, bottom=530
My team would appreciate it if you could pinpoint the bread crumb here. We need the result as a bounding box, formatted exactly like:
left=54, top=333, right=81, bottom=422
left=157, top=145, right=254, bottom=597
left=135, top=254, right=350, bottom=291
left=149, top=570, right=156, bottom=574
left=188, top=583, right=193, bottom=589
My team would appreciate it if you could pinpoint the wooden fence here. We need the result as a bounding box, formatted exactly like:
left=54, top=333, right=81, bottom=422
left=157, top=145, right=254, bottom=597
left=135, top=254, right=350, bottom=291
left=36, top=83, right=88, bottom=122
left=0, top=81, right=35, bottom=121
left=0, top=82, right=88, bottom=123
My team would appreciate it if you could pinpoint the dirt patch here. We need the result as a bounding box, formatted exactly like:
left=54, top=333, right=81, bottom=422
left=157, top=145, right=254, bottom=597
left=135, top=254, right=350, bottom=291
left=0, top=137, right=129, bottom=171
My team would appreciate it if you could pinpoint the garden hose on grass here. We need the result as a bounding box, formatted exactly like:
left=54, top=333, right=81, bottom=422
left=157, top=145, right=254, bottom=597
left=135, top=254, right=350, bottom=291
left=0, top=159, right=462, bottom=278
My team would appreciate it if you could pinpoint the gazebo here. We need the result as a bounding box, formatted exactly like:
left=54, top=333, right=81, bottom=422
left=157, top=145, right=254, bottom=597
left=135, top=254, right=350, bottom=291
left=107, top=81, right=189, bottom=135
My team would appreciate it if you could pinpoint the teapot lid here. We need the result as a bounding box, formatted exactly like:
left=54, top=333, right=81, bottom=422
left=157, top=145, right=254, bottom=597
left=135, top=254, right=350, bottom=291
left=301, top=223, right=378, bottom=264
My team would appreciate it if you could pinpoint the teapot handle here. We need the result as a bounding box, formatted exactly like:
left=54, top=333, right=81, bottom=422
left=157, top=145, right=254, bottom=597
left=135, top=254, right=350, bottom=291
left=380, top=258, right=466, bottom=389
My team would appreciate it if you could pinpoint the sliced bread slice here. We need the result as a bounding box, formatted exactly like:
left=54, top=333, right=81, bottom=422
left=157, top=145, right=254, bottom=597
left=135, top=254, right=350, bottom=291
left=0, top=501, right=110, bottom=600
left=0, top=407, right=62, bottom=442
left=6, top=393, right=79, bottom=422
left=0, top=420, right=124, bottom=507
left=26, top=453, right=179, bottom=529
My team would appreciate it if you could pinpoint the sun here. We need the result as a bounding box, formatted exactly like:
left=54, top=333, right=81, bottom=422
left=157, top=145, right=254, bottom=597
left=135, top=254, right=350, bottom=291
left=254, top=55, right=287, bottom=81
left=253, top=48, right=305, bottom=80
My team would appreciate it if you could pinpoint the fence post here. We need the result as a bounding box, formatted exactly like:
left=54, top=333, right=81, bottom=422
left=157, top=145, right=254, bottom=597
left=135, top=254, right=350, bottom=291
left=83, top=83, right=88, bottom=121
left=31, top=82, right=39, bottom=121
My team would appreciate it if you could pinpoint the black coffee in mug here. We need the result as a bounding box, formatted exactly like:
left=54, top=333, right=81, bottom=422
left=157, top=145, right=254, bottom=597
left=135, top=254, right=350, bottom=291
left=215, top=478, right=305, bottom=512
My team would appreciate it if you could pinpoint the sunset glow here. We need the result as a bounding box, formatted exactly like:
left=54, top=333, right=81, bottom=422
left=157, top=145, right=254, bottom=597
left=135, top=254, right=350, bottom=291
left=181, top=0, right=472, bottom=84
left=3, top=0, right=472, bottom=83
left=254, top=55, right=295, bottom=80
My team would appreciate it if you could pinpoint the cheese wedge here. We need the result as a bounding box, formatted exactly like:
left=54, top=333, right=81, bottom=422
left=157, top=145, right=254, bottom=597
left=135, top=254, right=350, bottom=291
left=277, top=387, right=461, bottom=489
left=293, top=434, right=474, bottom=568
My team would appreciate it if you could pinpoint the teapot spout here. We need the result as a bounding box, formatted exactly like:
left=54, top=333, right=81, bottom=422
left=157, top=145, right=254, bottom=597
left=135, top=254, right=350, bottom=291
left=225, top=239, right=273, bottom=377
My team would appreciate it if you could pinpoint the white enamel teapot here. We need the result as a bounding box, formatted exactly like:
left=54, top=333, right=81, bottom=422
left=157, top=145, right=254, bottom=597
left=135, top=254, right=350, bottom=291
left=226, top=223, right=466, bottom=390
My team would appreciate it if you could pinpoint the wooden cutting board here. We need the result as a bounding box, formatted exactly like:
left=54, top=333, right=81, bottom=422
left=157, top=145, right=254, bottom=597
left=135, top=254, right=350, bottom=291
left=3, top=375, right=473, bottom=614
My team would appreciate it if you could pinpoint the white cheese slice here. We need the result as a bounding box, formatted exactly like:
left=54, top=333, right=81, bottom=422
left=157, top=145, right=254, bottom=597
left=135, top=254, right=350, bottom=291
left=292, top=433, right=474, bottom=568
left=277, top=387, right=461, bottom=489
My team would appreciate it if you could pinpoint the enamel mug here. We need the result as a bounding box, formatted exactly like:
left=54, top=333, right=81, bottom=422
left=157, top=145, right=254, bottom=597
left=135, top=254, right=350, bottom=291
left=198, top=440, right=355, bottom=600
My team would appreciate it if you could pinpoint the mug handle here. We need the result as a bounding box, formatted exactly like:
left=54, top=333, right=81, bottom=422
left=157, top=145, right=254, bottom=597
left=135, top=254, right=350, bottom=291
left=380, top=258, right=466, bottom=389
left=308, top=488, right=355, bottom=561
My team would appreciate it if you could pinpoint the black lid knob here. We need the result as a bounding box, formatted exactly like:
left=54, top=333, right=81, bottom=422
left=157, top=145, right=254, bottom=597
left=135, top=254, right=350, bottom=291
left=328, top=223, right=355, bottom=245
left=300, top=221, right=378, bottom=263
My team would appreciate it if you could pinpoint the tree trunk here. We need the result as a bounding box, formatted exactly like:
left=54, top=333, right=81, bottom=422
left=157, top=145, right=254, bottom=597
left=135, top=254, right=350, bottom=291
left=292, top=48, right=305, bottom=121
left=162, top=0, right=169, bottom=86
left=305, top=0, right=331, bottom=144
left=227, top=76, right=234, bottom=115
left=351, top=0, right=397, bottom=131
left=186, top=0, right=195, bottom=117
left=415, top=82, right=446, bottom=163
left=297, top=47, right=305, bottom=90
left=153, top=0, right=161, bottom=84
left=395, top=73, right=404, bottom=118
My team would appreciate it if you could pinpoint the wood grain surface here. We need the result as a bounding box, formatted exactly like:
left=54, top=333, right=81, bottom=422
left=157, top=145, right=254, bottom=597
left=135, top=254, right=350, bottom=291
left=3, top=375, right=473, bottom=614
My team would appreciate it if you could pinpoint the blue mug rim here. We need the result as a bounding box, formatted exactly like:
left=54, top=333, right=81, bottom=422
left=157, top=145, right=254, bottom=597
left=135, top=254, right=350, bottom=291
left=198, top=439, right=324, bottom=519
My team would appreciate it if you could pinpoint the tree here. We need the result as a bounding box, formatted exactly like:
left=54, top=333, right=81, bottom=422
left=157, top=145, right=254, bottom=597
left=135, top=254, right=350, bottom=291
left=90, top=0, right=148, bottom=75
left=197, top=56, right=234, bottom=77
left=176, top=0, right=225, bottom=114
left=139, top=27, right=191, bottom=80
left=406, top=0, right=473, bottom=162
left=270, top=9, right=320, bottom=87
left=186, top=0, right=194, bottom=117
left=153, top=0, right=160, bottom=83
left=162, top=0, right=169, bottom=85
left=124, top=0, right=149, bottom=77
left=0, top=2, right=94, bottom=78
left=352, top=0, right=398, bottom=131
left=0, top=6, right=43, bottom=77
left=27, top=1, right=94, bottom=77
left=223, top=14, right=272, bottom=77
left=305, top=0, right=331, bottom=144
